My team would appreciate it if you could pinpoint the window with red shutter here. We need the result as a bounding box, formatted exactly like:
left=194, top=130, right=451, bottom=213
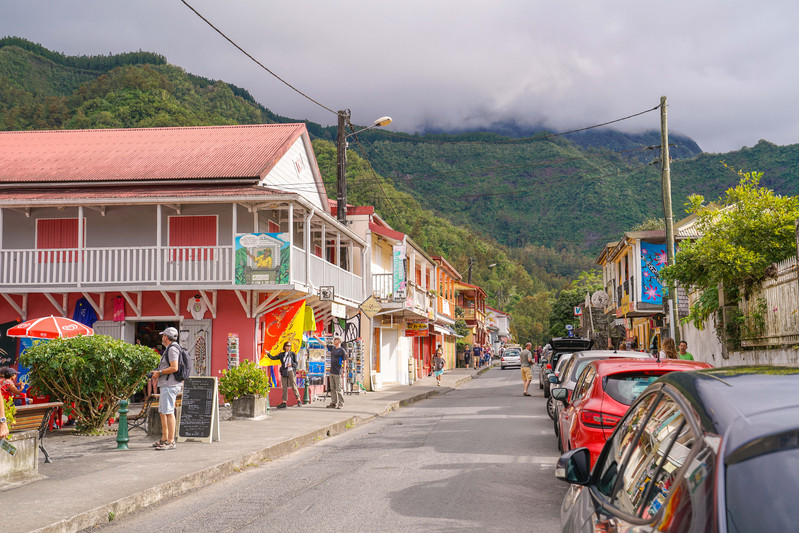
left=36, top=218, right=83, bottom=262
left=168, top=216, right=217, bottom=261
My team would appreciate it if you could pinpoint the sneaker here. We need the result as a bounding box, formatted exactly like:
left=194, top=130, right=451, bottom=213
left=277, top=402, right=287, bottom=409
left=155, top=441, right=176, bottom=450
left=437, top=382, right=441, bottom=386
left=336, top=405, right=342, bottom=409
left=296, top=402, right=303, bottom=407
left=152, top=439, right=167, bottom=448
left=326, top=404, right=337, bottom=408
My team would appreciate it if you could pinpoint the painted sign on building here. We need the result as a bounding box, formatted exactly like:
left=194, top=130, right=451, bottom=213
left=404, top=320, right=429, bottom=337
left=640, top=241, right=668, bottom=305
left=393, top=243, right=407, bottom=300
left=235, top=233, right=290, bottom=285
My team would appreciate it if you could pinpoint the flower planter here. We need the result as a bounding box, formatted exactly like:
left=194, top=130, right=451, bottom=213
left=231, top=394, right=269, bottom=420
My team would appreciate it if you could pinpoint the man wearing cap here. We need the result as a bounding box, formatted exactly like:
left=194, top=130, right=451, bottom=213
left=327, top=337, right=347, bottom=409
left=152, top=327, right=182, bottom=450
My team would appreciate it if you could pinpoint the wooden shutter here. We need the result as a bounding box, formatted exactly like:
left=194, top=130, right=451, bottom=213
left=36, top=218, right=81, bottom=262
left=168, top=216, right=217, bottom=261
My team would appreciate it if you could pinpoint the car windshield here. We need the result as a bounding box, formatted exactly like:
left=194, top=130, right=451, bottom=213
left=603, top=372, right=662, bottom=405
left=504, top=350, right=520, bottom=357
left=726, top=447, right=799, bottom=531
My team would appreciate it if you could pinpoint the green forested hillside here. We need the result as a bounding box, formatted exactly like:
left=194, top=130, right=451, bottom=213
left=3, top=37, right=799, bottom=344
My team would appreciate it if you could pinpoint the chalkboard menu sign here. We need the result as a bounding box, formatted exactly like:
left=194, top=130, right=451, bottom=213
left=177, top=377, right=221, bottom=443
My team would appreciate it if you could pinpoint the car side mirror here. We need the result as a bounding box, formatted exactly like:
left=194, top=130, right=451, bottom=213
left=551, top=387, right=568, bottom=402
left=548, top=374, right=559, bottom=384
left=555, top=448, right=591, bottom=485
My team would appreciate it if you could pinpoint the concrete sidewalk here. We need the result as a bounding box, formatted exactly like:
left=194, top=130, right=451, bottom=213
left=1, top=364, right=494, bottom=533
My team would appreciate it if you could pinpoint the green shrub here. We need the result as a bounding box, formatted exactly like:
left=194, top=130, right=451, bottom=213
left=3, top=394, right=15, bottom=427
left=218, top=360, right=270, bottom=402
left=19, top=335, right=160, bottom=434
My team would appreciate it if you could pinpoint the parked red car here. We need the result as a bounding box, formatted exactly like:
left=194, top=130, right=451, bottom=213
left=552, top=358, right=712, bottom=466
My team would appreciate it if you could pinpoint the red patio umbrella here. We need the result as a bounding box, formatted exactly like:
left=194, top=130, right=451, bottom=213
left=6, top=315, right=94, bottom=339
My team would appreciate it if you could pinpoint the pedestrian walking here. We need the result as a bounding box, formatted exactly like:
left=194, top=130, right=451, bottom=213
left=521, top=342, right=535, bottom=396
left=659, top=337, right=678, bottom=360
left=327, top=337, right=347, bottom=409
left=678, top=340, right=694, bottom=360
left=433, top=346, right=445, bottom=386
left=463, top=344, right=471, bottom=368
left=473, top=344, right=481, bottom=369
left=534, top=345, right=542, bottom=365
left=265, top=342, right=302, bottom=408
left=152, top=327, right=182, bottom=450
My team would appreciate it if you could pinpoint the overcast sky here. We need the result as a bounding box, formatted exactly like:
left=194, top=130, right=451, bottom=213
left=3, top=1, right=798, bottom=153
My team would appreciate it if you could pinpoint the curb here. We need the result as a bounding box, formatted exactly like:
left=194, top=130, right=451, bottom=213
left=32, top=389, right=444, bottom=533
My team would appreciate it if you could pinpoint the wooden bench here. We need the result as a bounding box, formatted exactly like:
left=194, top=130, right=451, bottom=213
left=138, top=393, right=183, bottom=436
left=10, top=401, right=64, bottom=464
left=126, top=394, right=158, bottom=434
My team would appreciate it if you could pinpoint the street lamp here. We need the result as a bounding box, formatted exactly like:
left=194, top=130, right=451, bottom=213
left=336, top=111, right=393, bottom=224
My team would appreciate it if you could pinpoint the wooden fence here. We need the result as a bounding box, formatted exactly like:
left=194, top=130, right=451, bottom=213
left=739, top=256, right=799, bottom=347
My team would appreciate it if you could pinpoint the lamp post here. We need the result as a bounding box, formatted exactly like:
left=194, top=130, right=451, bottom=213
left=336, top=111, right=392, bottom=224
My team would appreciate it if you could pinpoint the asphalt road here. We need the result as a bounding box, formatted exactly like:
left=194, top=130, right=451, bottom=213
left=92, top=365, right=566, bottom=532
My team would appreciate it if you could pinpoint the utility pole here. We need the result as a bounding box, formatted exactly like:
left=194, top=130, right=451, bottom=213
left=660, top=96, right=679, bottom=342
left=336, top=109, right=351, bottom=225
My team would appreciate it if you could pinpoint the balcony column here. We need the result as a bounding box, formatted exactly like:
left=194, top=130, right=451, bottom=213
left=304, top=210, right=312, bottom=286
left=157, top=204, right=162, bottom=285
left=77, top=205, right=84, bottom=287
left=336, top=232, right=341, bottom=268
left=288, top=202, right=294, bottom=284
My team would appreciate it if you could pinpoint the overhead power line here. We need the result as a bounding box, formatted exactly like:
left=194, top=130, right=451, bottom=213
left=179, top=0, right=337, bottom=116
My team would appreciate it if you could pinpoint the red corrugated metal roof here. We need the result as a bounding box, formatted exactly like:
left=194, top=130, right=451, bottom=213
left=0, top=184, right=288, bottom=204
left=368, top=221, right=405, bottom=242
left=0, top=124, right=308, bottom=183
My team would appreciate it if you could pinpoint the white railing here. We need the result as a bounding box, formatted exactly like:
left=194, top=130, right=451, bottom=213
left=1, top=245, right=232, bottom=286
left=373, top=273, right=394, bottom=299
left=308, top=253, right=363, bottom=302
left=1, top=245, right=363, bottom=300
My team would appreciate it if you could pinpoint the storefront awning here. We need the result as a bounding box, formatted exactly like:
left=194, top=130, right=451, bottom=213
left=431, top=324, right=462, bottom=338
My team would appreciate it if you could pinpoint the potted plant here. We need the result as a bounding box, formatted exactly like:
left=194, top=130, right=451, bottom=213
left=219, top=360, right=271, bottom=419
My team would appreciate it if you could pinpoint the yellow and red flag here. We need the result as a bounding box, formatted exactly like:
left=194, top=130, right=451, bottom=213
left=259, top=299, right=306, bottom=367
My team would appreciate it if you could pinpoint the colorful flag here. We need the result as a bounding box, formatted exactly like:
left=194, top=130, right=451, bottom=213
left=259, top=299, right=306, bottom=366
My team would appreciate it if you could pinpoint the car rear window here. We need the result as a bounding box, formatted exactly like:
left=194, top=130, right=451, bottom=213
left=603, top=372, right=664, bottom=405
left=504, top=349, right=520, bottom=356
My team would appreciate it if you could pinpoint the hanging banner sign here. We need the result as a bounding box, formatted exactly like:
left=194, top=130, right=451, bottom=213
left=393, top=244, right=407, bottom=300
left=640, top=241, right=670, bottom=305
left=405, top=320, right=429, bottom=337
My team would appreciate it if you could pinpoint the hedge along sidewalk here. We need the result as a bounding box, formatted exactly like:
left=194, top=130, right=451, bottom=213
left=1, top=367, right=488, bottom=533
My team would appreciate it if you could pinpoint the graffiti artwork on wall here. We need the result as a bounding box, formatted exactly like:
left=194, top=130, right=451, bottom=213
left=333, top=314, right=361, bottom=343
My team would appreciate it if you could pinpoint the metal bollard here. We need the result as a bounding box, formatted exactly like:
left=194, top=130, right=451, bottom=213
left=116, top=400, right=130, bottom=450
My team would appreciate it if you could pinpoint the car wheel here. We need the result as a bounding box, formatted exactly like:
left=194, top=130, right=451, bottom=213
left=543, top=385, right=550, bottom=399
left=547, top=397, right=558, bottom=420
left=539, top=380, right=543, bottom=390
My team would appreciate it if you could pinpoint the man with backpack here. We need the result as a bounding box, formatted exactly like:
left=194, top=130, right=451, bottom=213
left=152, top=327, right=183, bottom=450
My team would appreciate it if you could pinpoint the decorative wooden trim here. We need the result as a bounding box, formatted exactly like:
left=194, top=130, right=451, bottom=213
left=1, top=293, right=27, bottom=321
left=159, top=290, right=180, bottom=316
left=234, top=290, right=252, bottom=318
left=199, top=290, right=217, bottom=319
left=43, top=293, right=68, bottom=316
left=121, top=291, right=142, bottom=318
left=80, top=292, right=104, bottom=320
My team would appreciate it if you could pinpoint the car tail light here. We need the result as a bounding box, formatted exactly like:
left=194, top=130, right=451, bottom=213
left=580, top=410, right=622, bottom=429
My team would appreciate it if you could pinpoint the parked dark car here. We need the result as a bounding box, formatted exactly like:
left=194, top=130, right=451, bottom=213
left=556, top=366, right=799, bottom=532
left=540, top=337, right=593, bottom=398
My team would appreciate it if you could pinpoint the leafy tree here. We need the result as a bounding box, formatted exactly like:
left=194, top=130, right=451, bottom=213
left=547, top=270, right=603, bottom=338
left=20, top=335, right=160, bottom=434
left=661, top=169, right=799, bottom=328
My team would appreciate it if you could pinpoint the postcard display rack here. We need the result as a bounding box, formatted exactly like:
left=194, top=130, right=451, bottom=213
left=227, top=333, right=240, bottom=369
left=345, top=339, right=365, bottom=395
